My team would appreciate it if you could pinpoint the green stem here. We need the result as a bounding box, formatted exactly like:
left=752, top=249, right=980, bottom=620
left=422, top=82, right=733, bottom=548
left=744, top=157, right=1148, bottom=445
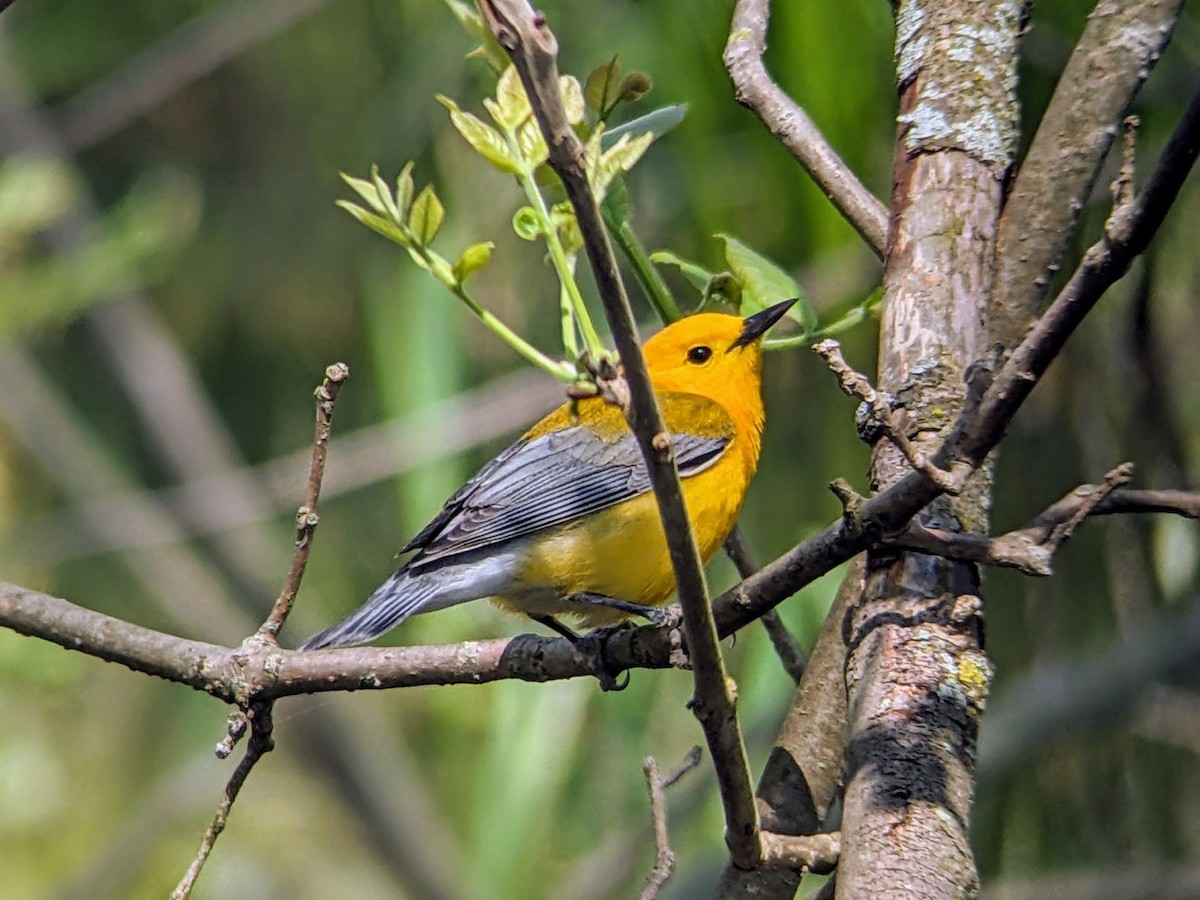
left=557, top=282, right=579, bottom=359
left=603, top=206, right=682, bottom=325
left=452, top=283, right=577, bottom=380
left=511, top=148, right=605, bottom=359
left=404, top=240, right=574, bottom=381
left=763, top=293, right=880, bottom=350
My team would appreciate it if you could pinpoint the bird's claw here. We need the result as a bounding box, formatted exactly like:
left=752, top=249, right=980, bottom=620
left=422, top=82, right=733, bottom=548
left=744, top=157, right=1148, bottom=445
left=579, top=622, right=637, bottom=692
left=645, top=603, right=683, bottom=629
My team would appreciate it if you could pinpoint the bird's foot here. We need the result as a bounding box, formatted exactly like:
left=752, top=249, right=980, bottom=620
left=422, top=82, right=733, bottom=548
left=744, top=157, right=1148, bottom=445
left=561, top=592, right=680, bottom=629
left=528, top=614, right=630, bottom=692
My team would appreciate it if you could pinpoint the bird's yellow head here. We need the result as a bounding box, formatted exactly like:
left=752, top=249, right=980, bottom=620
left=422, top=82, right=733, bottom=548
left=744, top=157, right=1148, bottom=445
left=642, top=299, right=795, bottom=439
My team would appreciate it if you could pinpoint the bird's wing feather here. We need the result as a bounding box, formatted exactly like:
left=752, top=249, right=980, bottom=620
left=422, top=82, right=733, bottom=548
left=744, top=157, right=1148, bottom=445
left=404, top=394, right=733, bottom=572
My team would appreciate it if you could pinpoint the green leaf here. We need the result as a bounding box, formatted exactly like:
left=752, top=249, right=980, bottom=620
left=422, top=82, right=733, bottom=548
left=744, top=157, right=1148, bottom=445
left=442, top=0, right=508, bottom=72
left=452, top=241, right=494, bottom=283
left=395, top=162, right=415, bottom=218
left=715, top=233, right=811, bottom=326
left=512, top=205, right=542, bottom=240
left=560, top=75, right=585, bottom=126
left=340, top=173, right=388, bottom=215
left=649, top=249, right=713, bottom=294
left=601, top=104, right=687, bottom=148
left=438, top=95, right=523, bottom=174
left=408, top=185, right=445, bottom=245
left=602, top=178, right=631, bottom=226
left=584, top=56, right=620, bottom=115
left=491, top=66, right=532, bottom=130
left=337, top=199, right=409, bottom=246
left=516, top=118, right=548, bottom=168
left=593, top=132, right=653, bottom=200
left=370, top=164, right=400, bottom=221
left=550, top=202, right=582, bottom=255
left=618, top=72, right=652, bottom=103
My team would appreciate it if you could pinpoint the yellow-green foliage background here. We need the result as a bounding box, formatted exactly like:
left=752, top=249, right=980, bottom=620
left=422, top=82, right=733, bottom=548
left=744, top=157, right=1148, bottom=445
left=1, top=2, right=1198, bottom=898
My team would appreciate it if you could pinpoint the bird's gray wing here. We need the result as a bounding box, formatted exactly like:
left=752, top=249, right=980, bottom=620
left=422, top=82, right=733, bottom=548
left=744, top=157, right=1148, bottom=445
left=403, top=421, right=730, bottom=572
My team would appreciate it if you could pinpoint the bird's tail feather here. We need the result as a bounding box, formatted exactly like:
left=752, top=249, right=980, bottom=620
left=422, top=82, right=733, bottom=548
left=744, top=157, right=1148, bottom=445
left=298, top=569, right=440, bottom=650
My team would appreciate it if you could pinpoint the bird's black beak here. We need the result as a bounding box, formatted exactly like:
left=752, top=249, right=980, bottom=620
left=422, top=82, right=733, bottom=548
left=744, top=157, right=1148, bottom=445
left=729, top=298, right=799, bottom=350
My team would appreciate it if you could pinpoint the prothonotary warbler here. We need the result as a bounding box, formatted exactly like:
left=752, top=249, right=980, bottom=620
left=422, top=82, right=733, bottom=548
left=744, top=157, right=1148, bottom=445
left=300, top=299, right=795, bottom=651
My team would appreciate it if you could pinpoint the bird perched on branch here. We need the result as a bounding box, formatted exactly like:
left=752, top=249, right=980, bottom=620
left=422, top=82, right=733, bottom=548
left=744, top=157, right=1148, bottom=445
left=300, top=299, right=794, bottom=651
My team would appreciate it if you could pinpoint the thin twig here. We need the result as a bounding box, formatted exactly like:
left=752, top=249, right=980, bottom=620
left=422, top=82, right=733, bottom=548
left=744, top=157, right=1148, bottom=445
left=1, top=68, right=1196, bottom=737
left=724, top=528, right=806, bottom=682
left=723, top=0, right=889, bottom=256
left=813, top=339, right=959, bottom=492
left=259, top=362, right=350, bottom=638
left=639, top=747, right=702, bottom=900
left=171, top=364, right=348, bottom=896
left=479, top=0, right=763, bottom=869
left=4, top=473, right=1198, bottom=695
left=710, top=83, right=1200, bottom=638
left=888, top=463, right=1145, bottom=575
left=171, top=702, right=275, bottom=900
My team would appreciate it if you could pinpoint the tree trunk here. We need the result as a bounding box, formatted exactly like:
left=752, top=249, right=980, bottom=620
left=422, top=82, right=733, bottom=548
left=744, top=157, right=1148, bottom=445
left=835, top=0, right=1020, bottom=896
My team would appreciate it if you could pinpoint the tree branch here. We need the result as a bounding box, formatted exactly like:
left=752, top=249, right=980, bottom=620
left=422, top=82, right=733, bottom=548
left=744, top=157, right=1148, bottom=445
left=723, top=0, right=889, bottom=257
left=708, top=81, right=1200, bottom=639
left=478, top=0, right=761, bottom=869
left=991, top=0, right=1186, bottom=348
left=170, top=702, right=274, bottom=899
left=714, top=557, right=860, bottom=899
left=169, top=363, right=346, bottom=896
left=885, top=464, right=1200, bottom=576
left=639, top=747, right=702, bottom=900
left=724, top=527, right=806, bottom=682
left=259, top=362, right=349, bottom=638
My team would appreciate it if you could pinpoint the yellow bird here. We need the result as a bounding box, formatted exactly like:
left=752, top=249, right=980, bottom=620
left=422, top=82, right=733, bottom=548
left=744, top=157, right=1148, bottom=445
left=300, top=299, right=794, bottom=650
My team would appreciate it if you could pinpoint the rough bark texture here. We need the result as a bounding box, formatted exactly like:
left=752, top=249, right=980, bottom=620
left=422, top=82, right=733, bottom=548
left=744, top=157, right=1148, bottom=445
left=836, top=0, right=1020, bottom=896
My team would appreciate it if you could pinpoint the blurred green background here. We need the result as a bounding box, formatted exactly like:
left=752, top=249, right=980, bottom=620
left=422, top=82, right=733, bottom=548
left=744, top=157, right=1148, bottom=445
left=1, top=2, right=1198, bottom=898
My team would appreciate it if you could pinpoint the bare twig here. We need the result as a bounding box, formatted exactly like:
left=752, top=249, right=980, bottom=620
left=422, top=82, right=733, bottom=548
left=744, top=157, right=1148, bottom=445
left=711, top=83, right=1200, bottom=639
left=723, top=0, right=889, bottom=256
left=813, top=339, right=960, bottom=493
left=957, top=85, right=1200, bottom=470
left=479, top=0, right=761, bottom=869
left=991, top=0, right=1186, bottom=348
left=724, top=527, right=806, bottom=682
left=171, top=364, right=346, bottom=895
left=171, top=702, right=275, bottom=900
left=888, top=463, right=1151, bottom=576
left=638, top=747, right=702, bottom=900
left=259, top=362, right=350, bottom=638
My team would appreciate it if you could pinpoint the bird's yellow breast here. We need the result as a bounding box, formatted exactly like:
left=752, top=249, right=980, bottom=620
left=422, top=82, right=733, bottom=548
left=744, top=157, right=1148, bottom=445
left=496, top=431, right=757, bottom=624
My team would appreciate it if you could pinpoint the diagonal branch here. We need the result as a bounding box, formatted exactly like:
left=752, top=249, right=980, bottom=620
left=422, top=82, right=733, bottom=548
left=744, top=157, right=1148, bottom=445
left=478, top=0, right=762, bottom=869
left=259, top=362, right=350, bottom=638
left=170, top=702, right=275, bottom=900
left=888, top=463, right=1146, bottom=575
left=991, top=0, right=1186, bottom=349
left=723, top=0, right=889, bottom=257
left=711, top=82, right=1200, bottom=638
left=169, top=363, right=347, bottom=897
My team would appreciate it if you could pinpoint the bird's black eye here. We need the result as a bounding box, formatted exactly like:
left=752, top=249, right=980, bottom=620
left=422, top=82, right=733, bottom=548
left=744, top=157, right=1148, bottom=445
left=687, top=345, right=713, bottom=365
